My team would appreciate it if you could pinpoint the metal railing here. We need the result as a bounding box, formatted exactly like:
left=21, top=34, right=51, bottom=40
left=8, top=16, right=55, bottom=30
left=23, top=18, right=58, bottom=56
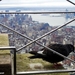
left=0, top=11, right=75, bottom=75
left=0, top=46, right=16, bottom=75
left=67, top=0, right=75, bottom=5
left=17, top=69, right=75, bottom=75
left=0, top=11, right=75, bottom=14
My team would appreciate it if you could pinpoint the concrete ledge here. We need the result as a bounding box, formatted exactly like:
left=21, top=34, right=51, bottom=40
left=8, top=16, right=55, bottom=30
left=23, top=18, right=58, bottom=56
left=0, top=34, right=11, bottom=75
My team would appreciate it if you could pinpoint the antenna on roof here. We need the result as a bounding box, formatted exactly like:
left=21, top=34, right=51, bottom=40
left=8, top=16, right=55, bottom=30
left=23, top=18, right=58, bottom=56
left=67, top=0, right=75, bottom=5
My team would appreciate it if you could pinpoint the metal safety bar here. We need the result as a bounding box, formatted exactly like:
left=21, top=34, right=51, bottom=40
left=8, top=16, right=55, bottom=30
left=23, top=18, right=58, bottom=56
left=17, top=69, right=75, bottom=75
left=67, top=0, right=75, bottom=5
left=0, top=46, right=16, bottom=75
left=0, top=11, right=75, bottom=14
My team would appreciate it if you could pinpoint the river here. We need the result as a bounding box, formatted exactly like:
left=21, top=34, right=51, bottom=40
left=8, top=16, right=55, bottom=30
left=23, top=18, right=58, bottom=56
left=29, top=14, right=75, bottom=26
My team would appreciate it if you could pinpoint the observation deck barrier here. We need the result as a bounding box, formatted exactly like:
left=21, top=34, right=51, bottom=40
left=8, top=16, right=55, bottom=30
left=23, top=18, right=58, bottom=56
left=0, top=11, right=75, bottom=75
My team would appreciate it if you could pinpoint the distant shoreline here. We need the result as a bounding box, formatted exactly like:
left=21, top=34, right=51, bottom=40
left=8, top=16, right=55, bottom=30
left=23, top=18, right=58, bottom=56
left=0, top=6, right=75, bottom=11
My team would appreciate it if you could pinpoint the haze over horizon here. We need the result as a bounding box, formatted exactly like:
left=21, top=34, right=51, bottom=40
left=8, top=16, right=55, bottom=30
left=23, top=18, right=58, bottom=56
left=0, top=0, right=75, bottom=8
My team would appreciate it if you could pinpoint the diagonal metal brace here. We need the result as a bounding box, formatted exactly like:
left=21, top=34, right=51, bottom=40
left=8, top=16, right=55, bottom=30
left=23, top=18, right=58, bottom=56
left=67, top=0, right=75, bottom=5
left=17, top=18, right=75, bottom=51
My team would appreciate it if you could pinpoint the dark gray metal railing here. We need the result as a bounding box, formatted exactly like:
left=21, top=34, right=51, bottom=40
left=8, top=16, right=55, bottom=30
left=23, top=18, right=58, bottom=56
left=0, top=11, right=75, bottom=75
left=0, top=11, right=75, bottom=14
left=67, top=0, right=75, bottom=5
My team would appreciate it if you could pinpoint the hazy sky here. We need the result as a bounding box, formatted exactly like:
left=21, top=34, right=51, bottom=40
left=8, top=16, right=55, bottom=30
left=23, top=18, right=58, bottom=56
left=0, top=0, right=75, bottom=7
